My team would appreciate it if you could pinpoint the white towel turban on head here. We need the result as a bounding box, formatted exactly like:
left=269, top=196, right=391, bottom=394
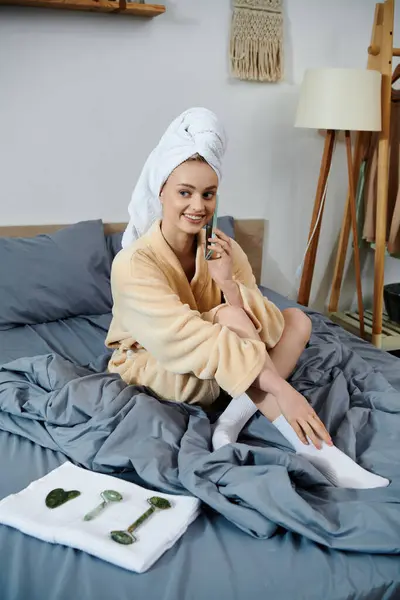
left=121, top=107, right=227, bottom=248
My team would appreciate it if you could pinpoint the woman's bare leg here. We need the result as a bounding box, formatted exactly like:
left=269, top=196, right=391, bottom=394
left=212, top=305, right=389, bottom=489
left=215, top=306, right=311, bottom=422
left=216, top=306, right=310, bottom=379
left=268, top=308, right=312, bottom=378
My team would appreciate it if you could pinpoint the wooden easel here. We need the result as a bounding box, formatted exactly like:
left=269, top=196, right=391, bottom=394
left=298, top=0, right=400, bottom=350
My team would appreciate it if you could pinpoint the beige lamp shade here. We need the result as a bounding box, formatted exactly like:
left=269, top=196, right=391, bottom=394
left=295, top=68, right=382, bottom=132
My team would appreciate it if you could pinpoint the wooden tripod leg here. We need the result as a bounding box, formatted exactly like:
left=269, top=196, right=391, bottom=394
left=328, top=195, right=351, bottom=313
left=328, top=131, right=367, bottom=314
left=297, top=130, right=336, bottom=306
left=345, top=131, right=365, bottom=338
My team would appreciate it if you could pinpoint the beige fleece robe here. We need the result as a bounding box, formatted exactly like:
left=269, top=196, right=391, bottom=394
left=106, top=220, right=284, bottom=405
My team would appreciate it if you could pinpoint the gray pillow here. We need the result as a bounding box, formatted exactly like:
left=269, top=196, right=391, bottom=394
left=105, top=216, right=236, bottom=260
left=0, top=220, right=113, bottom=330
left=105, top=232, right=124, bottom=260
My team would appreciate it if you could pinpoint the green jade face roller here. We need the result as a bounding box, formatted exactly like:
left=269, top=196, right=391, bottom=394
left=110, top=496, right=172, bottom=545
left=83, top=490, right=123, bottom=521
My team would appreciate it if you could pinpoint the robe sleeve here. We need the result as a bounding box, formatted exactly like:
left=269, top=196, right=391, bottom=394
left=109, top=249, right=267, bottom=398
left=229, top=240, right=285, bottom=349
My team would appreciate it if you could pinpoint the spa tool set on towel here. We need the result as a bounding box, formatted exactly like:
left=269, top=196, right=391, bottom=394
left=46, top=485, right=172, bottom=545
left=0, top=462, right=201, bottom=573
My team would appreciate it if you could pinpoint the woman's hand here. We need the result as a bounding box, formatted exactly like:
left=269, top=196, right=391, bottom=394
left=275, top=381, right=332, bottom=449
left=205, top=229, right=233, bottom=288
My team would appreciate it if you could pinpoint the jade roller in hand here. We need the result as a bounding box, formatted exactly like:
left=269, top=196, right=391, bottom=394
left=110, top=496, right=172, bottom=545
left=83, top=490, right=123, bottom=521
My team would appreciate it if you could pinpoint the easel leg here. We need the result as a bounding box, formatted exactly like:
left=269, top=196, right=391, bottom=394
left=345, top=131, right=365, bottom=338
left=328, top=0, right=395, bottom=346
left=297, top=130, right=336, bottom=306
left=372, top=0, right=394, bottom=348
left=373, top=136, right=390, bottom=348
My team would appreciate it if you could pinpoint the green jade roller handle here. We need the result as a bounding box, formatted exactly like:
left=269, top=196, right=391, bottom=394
left=127, top=505, right=155, bottom=534
left=110, top=496, right=171, bottom=545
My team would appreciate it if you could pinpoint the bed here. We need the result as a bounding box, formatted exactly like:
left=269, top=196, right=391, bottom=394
left=0, top=218, right=399, bottom=600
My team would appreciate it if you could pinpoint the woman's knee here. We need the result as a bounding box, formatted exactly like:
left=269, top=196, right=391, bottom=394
left=282, top=308, right=312, bottom=344
left=215, top=305, right=259, bottom=339
left=215, top=305, right=243, bottom=324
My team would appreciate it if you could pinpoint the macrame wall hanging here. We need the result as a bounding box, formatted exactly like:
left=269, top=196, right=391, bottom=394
left=230, top=0, right=283, bottom=83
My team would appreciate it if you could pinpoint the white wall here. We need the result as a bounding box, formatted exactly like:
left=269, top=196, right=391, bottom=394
left=1, top=0, right=399, bottom=310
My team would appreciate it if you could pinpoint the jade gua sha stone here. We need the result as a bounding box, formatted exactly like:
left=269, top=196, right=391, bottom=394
left=110, top=496, right=172, bottom=545
left=45, top=488, right=81, bottom=509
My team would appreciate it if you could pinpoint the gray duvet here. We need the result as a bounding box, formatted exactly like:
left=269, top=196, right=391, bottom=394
left=0, top=311, right=399, bottom=555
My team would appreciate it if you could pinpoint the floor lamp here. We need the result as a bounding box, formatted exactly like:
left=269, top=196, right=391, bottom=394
left=295, top=68, right=382, bottom=337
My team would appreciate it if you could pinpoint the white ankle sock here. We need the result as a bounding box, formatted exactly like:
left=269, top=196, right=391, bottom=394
left=272, top=415, right=389, bottom=489
left=212, top=393, right=257, bottom=451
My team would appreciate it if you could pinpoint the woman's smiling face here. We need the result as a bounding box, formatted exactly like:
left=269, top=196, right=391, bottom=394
left=160, top=157, right=218, bottom=236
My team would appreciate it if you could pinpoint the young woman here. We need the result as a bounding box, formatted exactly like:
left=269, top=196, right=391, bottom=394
left=106, top=108, right=388, bottom=490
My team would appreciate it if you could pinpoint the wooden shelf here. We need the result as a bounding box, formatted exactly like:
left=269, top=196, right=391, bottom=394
left=330, top=309, right=400, bottom=351
left=0, top=0, right=166, bottom=17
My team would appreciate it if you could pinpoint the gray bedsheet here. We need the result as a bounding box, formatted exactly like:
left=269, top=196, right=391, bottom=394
left=1, top=295, right=400, bottom=600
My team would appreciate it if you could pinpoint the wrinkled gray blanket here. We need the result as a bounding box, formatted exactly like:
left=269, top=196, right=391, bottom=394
left=1, top=313, right=399, bottom=554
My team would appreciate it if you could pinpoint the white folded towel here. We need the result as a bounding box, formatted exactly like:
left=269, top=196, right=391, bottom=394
left=0, top=462, right=201, bottom=573
left=121, top=106, right=227, bottom=248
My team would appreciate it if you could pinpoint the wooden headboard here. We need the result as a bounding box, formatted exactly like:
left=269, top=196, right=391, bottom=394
left=0, top=218, right=266, bottom=283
